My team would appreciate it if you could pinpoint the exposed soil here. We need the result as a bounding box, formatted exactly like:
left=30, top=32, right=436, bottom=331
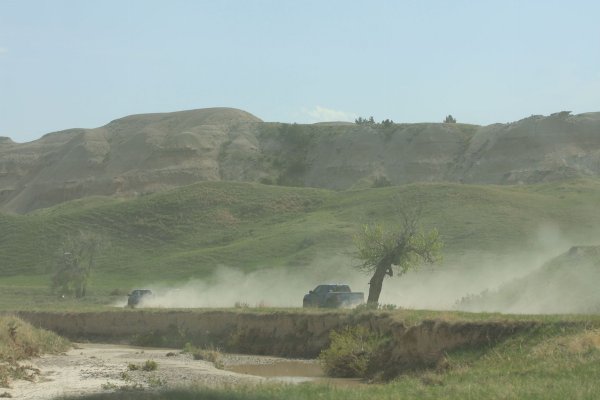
left=16, top=310, right=533, bottom=360
left=4, top=343, right=364, bottom=399
left=5, top=343, right=263, bottom=400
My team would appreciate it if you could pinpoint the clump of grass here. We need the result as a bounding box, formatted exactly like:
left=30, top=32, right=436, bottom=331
left=147, top=376, right=165, bottom=388
left=0, top=367, right=9, bottom=388
left=531, top=328, right=600, bottom=357
left=126, top=363, right=139, bottom=371
left=318, top=325, right=386, bottom=378
left=353, top=303, right=398, bottom=312
left=125, top=360, right=157, bottom=372
left=182, top=343, right=224, bottom=369
left=141, top=360, right=158, bottom=371
left=100, top=382, right=118, bottom=391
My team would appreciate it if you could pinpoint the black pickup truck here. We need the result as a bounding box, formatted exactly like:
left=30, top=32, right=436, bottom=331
left=303, top=284, right=364, bottom=308
left=127, top=289, right=153, bottom=308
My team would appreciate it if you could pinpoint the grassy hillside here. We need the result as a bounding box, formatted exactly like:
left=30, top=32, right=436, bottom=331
left=1, top=179, right=600, bottom=297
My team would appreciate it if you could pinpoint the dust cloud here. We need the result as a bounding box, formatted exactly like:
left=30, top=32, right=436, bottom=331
left=124, top=225, right=599, bottom=314
left=129, top=257, right=368, bottom=309
left=385, top=224, right=574, bottom=310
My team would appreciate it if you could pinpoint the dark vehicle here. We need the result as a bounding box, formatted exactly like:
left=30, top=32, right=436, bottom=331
left=127, top=289, right=153, bottom=308
left=303, top=284, right=364, bottom=308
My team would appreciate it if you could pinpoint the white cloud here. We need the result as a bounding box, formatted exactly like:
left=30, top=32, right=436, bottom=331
left=302, top=105, right=356, bottom=123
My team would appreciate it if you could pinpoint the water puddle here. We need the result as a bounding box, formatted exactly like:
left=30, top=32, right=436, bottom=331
left=227, top=360, right=366, bottom=387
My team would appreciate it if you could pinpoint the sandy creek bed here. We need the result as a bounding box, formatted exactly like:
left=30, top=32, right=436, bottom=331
left=3, top=343, right=360, bottom=399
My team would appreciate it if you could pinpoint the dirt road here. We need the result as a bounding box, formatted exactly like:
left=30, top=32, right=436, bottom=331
left=5, top=343, right=266, bottom=400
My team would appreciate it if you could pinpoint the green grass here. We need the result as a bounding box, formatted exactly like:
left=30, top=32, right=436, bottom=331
left=2, top=179, right=600, bottom=309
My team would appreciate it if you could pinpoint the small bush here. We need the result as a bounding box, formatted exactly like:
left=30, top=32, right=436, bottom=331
left=141, top=360, right=158, bottom=372
left=100, top=382, right=118, bottom=390
left=147, top=376, right=165, bottom=387
left=318, top=326, right=386, bottom=378
left=0, top=366, right=10, bottom=388
left=127, top=363, right=139, bottom=371
left=182, top=344, right=224, bottom=369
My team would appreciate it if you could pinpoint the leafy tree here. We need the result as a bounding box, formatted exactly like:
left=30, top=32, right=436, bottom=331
left=51, top=231, right=104, bottom=298
left=355, top=117, right=395, bottom=127
left=355, top=116, right=376, bottom=125
left=353, top=208, right=443, bottom=304
left=444, top=115, right=457, bottom=123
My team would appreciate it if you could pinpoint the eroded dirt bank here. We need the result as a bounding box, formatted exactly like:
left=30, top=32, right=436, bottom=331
left=15, top=310, right=534, bottom=360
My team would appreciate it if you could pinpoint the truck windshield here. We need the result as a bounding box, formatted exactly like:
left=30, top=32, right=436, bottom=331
left=334, top=285, right=351, bottom=292
left=313, top=285, right=351, bottom=293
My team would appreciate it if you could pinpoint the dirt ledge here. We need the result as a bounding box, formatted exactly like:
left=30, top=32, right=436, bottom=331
left=14, top=310, right=535, bottom=359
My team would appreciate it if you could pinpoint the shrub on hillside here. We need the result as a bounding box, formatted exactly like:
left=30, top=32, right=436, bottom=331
left=318, top=326, right=387, bottom=378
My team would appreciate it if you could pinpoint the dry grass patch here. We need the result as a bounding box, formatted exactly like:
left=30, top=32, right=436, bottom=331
left=532, top=329, right=600, bottom=357
left=0, top=315, right=69, bottom=387
left=182, top=343, right=224, bottom=369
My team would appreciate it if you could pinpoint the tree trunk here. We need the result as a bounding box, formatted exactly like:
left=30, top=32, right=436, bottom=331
left=367, top=260, right=391, bottom=304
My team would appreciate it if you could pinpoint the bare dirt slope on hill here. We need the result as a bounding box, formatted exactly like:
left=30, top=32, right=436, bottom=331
left=0, top=108, right=264, bottom=213
left=2, top=108, right=600, bottom=213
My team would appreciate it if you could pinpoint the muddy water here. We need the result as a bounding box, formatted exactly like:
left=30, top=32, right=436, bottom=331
left=227, top=360, right=366, bottom=387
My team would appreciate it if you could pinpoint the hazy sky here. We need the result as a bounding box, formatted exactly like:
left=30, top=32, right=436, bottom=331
left=1, top=0, right=599, bottom=142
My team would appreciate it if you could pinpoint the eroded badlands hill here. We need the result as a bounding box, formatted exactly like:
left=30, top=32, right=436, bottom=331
left=1, top=108, right=599, bottom=213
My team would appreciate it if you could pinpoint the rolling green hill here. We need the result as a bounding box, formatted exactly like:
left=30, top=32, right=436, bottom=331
left=1, top=179, right=600, bottom=293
